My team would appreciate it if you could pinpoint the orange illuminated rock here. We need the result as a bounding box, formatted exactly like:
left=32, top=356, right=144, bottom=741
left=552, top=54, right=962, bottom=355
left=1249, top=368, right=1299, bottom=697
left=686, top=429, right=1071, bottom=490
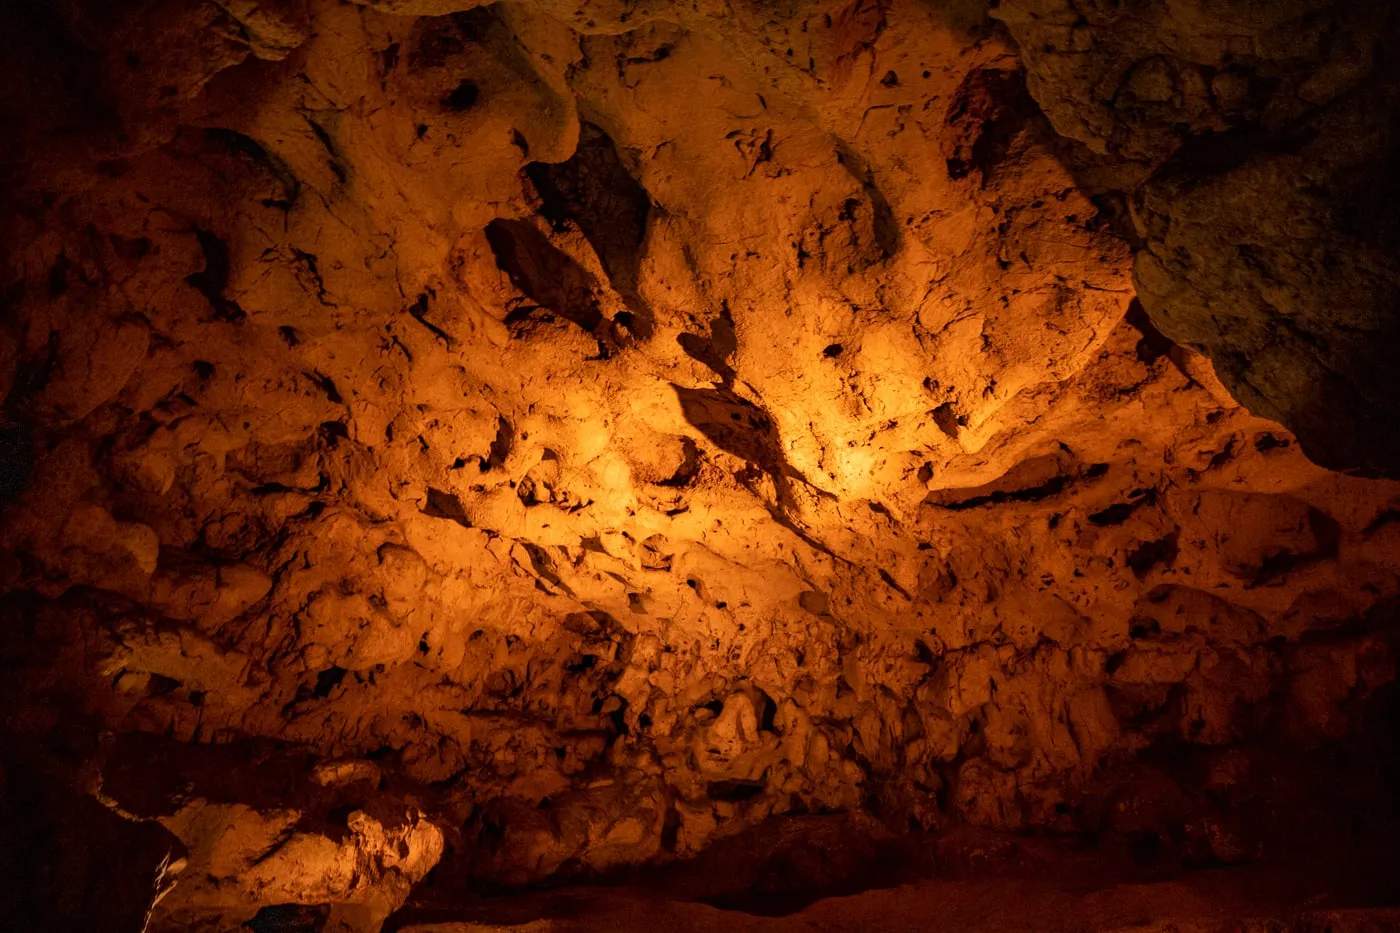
left=0, top=0, right=1398, bottom=930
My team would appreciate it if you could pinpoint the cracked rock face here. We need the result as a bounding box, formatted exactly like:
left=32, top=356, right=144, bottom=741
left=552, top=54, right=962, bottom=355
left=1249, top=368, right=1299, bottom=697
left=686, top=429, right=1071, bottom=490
left=995, top=0, right=1400, bottom=475
left=1, top=0, right=1399, bottom=930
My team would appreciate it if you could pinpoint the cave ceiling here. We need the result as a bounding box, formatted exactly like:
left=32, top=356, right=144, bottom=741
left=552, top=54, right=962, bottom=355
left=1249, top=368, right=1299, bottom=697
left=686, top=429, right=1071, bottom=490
left=1, top=0, right=1399, bottom=930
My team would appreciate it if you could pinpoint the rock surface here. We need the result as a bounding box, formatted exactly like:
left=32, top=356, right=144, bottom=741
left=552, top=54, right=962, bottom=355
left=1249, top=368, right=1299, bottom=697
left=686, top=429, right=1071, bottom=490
left=996, top=0, right=1400, bottom=475
left=388, top=880, right=1400, bottom=933
left=0, top=0, right=1398, bottom=930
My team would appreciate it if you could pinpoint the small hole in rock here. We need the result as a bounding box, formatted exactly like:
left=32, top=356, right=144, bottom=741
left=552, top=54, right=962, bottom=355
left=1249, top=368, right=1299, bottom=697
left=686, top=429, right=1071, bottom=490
left=443, top=80, right=480, bottom=111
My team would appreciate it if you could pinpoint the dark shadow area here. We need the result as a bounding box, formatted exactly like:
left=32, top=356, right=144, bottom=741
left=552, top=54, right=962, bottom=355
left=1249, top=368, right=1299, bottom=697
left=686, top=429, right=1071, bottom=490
left=940, top=67, right=1040, bottom=187
left=526, top=122, right=654, bottom=338
left=672, top=385, right=783, bottom=474
left=247, top=904, right=330, bottom=933
left=0, top=739, right=183, bottom=933
left=485, top=219, right=604, bottom=333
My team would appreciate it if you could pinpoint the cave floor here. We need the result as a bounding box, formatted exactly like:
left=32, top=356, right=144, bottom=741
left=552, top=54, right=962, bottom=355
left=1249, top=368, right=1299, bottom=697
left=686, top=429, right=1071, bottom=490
left=385, top=830, right=1400, bottom=933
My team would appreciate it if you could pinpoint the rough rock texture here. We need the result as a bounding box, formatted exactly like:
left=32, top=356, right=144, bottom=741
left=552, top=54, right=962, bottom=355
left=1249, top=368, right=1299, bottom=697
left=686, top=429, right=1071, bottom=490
left=1, top=0, right=1399, bottom=930
left=996, top=0, right=1400, bottom=475
left=389, top=868, right=1400, bottom=933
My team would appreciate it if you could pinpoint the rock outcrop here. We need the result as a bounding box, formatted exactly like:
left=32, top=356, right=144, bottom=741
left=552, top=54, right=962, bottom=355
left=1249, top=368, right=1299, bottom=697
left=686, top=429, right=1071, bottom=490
left=996, top=0, right=1400, bottom=475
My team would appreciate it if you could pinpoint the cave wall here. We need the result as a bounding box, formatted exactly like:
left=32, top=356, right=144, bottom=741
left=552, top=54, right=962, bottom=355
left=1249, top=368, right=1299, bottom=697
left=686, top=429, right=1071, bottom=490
left=1, top=0, right=1398, bottom=929
left=996, top=0, right=1400, bottom=475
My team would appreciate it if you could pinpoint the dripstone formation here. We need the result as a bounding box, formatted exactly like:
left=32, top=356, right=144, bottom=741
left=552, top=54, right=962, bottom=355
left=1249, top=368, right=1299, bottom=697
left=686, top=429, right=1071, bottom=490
left=1, top=1, right=1398, bottom=931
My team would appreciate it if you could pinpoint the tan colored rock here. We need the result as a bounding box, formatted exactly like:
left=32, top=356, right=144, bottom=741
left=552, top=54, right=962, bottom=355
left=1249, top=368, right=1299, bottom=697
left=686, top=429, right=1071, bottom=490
left=153, top=801, right=443, bottom=931
left=1, top=0, right=1399, bottom=926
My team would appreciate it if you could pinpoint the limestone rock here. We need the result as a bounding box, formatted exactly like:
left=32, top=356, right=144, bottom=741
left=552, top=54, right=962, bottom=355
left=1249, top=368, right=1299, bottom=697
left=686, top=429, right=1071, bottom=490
left=0, top=0, right=1398, bottom=927
left=996, top=0, right=1400, bottom=475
